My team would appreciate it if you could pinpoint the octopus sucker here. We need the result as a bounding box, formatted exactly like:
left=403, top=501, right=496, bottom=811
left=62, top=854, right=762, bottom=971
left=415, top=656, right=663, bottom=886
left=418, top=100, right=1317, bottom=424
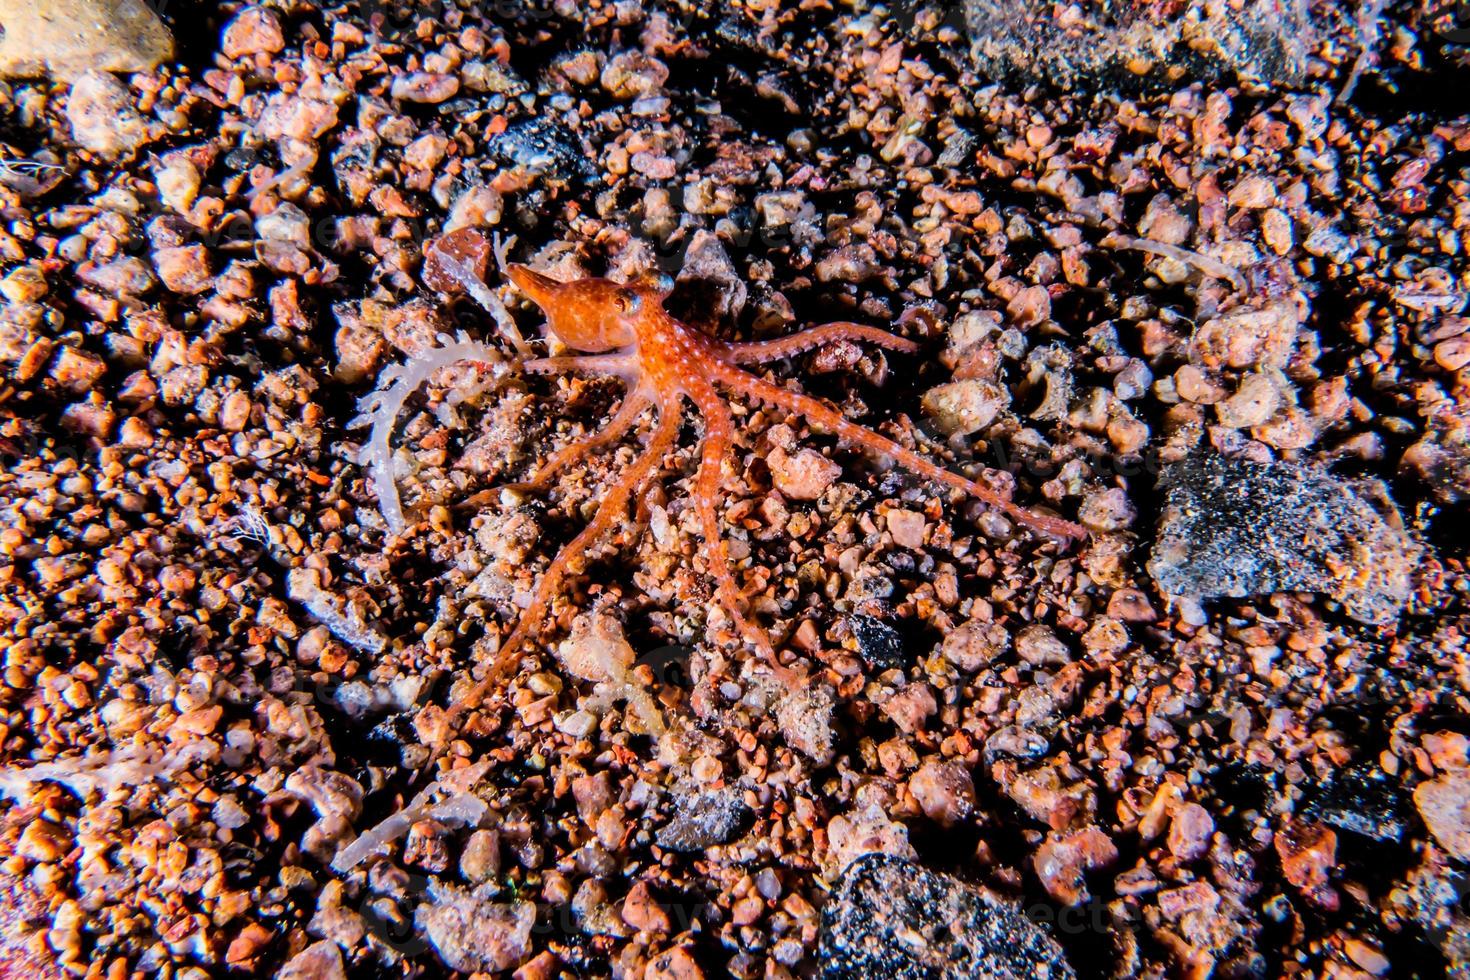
left=363, top=233, right=1088, bottom=730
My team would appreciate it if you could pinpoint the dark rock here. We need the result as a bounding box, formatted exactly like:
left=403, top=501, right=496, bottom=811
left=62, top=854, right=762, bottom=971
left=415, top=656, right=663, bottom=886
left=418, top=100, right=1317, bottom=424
left=961, top=0, right=1316, bottom=91
left=821, top=854, right=1075, bottom=980
left=675, top=230, right=747, bottom=325
left=1147, top=453, right=1421, bottom=625
left=1302, top=765, right=1409, bottom=842
left=487, top=118, right=595, bottom=185
left=361, top=712, right=416, bottom=767
left=851, top=614, right=908, bottom=671
left=638, top=643, right=694, bottom=689
left=656, top=786, right=750, bottom=853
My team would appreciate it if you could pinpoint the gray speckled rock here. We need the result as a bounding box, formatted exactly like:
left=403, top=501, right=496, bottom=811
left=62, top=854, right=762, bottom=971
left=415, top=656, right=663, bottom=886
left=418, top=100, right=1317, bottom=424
left=0, top=0, right=173, bottom=80
left=820, top=854, right=1075, bottom=980
left=1147, top=453, right=1421, bottom=625
left=959, top=0, right=1316, bottom=91
left=656, top=785, right=749, bottom=853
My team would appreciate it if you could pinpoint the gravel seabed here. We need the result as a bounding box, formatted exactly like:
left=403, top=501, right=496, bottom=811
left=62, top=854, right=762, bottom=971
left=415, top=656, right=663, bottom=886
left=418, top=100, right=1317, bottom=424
left=0, top=1, right=1468, bottom=977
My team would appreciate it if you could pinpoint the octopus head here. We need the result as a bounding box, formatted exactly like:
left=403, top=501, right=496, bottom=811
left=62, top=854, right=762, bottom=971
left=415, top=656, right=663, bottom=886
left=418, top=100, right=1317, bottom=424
left=508, top=265, right=656, bottom=352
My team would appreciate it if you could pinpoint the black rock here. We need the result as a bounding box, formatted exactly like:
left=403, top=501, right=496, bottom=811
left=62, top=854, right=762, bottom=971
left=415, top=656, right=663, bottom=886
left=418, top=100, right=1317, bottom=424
left=360, top=712, right=416, bottom=767
left=1147, top=453, right=1420, bottom=625
left=851, top=614, right=908, bottom=671
left=487, top=117, right=594, bottom=184
left=1302, top=765, right=1410, bottom=842
left=656, top=786, right=750, bottom=853
left=1212, top=762, right=1280, bottom=816
left=821, top=854, right=1075, bottom=980
left=638, top=643, right=694, bottom=690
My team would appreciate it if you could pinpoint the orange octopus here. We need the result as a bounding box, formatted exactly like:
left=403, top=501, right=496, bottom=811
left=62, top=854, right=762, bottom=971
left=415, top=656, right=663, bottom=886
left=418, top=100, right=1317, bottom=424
left=379, top=230, right=1085, bottom=715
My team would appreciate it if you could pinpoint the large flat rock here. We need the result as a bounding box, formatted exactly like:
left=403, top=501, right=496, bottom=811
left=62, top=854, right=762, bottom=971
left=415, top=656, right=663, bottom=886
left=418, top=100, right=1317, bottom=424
left=820, top=854, right=1075, bottom=980
left=0, top=0, right=173, bottom=79
left=1148, top=453, right=1421, bottom=625
left=961, top=0, right=1315, bottom=91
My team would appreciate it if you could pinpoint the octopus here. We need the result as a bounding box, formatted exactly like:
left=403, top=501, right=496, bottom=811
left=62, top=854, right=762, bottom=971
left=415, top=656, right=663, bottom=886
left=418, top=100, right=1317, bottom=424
left=361, top=229, right=1086, bottom=718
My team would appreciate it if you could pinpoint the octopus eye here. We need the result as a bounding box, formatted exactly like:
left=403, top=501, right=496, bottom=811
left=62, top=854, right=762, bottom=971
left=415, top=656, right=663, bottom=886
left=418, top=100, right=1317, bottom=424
left=615, top=292, right=643, bottom=315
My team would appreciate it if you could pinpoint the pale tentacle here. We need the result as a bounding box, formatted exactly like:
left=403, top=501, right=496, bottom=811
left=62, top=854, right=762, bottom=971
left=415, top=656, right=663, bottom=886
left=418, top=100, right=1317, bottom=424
left=723, top=322, right=920, bottom=364
left=435, top=236, right=532, bottom=356
left=716, top=364, right=1087, bottom=542
left=352, top=338, right=507, bottom=535
left=447, top=405, right=683, bottom=721
left=684, top=380, right=798, bottom=681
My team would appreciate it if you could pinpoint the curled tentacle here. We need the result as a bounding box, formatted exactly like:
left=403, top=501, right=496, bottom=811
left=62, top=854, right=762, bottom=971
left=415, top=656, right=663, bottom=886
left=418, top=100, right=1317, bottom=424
left=352, top=340, right=507, bottom=535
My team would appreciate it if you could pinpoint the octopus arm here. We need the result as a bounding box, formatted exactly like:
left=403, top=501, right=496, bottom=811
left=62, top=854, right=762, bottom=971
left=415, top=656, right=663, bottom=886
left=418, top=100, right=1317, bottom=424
left=449, top=405, right=684, bottom=719
left=462, top=388, right=655, bottom=508
left=722, top=321, right=920, bottom=364
left=516, top=387, right=653, bottom=492
left=524, top=352, right=638, bottom=378
left=717, top=364, right=1087, bottom=542
left=351, top=338, right=506, bottom=535
left=683, top=379, right=796, bottom=676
